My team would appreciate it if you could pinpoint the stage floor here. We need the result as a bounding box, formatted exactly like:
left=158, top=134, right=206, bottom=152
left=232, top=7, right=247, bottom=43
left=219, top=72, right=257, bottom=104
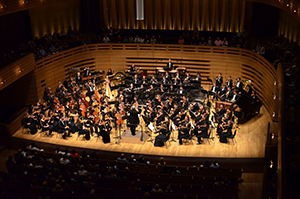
left=12, top=106, right=272, bottom=158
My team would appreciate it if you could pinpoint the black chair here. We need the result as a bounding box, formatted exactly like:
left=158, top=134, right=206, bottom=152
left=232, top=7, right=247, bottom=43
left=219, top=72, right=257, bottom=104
left=227, top=130, right=237, bottom=145
left=202, top=129, right=214, bottom=145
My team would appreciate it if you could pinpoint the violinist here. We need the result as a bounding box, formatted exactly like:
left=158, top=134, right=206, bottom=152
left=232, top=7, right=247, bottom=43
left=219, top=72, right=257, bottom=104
left=146, top=106, right=156, bottom=123
left=161, top=76, right=169, bottom=85
left=67, top=116, right=78, bottom=135
left=170, top=103, right=180, bottom=121
left=85, top=112, right=96, bottom=137
left=174, top=109, right=186, bottom=127
left=154, top=109, right=165, bottom=126
left=180, top=96, right=188, bottom=109
left=60, top=88, right=68, bottom=106
left=159, top=84, right=166, bottom=93
left=55, top=82, right=63, bottom=95
left=219, top=120, right=233, bottom=143
left=127, top=105, right=141, bottom=136
left=40, top=115, right=52, bottom=135
left=214, top=104, right=226, bottom=122
left=178, top=123, right=191, bottom=146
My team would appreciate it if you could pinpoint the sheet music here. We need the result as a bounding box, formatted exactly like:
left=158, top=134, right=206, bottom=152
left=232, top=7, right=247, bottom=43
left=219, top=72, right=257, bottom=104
left=171, top=122, right=176, bottom=131
left=210, top=120, right=216, bottom=128
left=148, top=122, right=155, bottom=131
left=190, top=121, right=195, bottom=129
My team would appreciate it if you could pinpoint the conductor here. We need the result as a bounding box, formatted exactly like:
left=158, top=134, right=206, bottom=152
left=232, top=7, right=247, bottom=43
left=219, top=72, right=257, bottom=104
left=128, top=105, right=141, bottom=136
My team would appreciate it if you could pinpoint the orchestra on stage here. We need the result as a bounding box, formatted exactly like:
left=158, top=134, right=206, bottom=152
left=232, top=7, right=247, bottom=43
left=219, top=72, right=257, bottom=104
left=22, top=61, right=262, bottom=146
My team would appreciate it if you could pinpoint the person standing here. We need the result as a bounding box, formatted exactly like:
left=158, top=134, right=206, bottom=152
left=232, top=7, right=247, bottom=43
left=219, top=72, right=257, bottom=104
left=127, top=105, right=141, bottom=136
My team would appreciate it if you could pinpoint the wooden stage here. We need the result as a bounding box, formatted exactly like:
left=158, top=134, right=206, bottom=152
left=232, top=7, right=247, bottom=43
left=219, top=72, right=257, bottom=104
left=12, top=106, right=272, bottom=159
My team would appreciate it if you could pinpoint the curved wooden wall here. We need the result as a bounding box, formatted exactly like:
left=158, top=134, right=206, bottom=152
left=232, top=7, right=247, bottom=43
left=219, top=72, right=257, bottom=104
left=34, top=44, right=277, bottom=118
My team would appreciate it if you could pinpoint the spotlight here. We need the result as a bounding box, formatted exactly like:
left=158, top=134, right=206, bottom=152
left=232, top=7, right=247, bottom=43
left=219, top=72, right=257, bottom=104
left=273, top=95, right=277, bottom=100
left=1, top=80, right=6, bottom=84
left=272, top=112, right=276, bottom=117
left=0, top=5, right=6, bottom=9
left=22, top=1, right=28, bottom=4
left=287, top=3, right=290, bottom=7
left=274, top=81, right=277, bottom=85
left=270, top=160, right=273, bottom=169
left=294, top=9, right=297, bottom=13
left=18, top=69, right=24, bottom=73
left=271, top=133, right=275, bottom=139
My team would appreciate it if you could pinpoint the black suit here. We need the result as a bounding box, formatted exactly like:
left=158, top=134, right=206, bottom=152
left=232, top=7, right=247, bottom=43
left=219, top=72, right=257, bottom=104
left=216, top=76, right=223, bottom=87
left=166, top=62, right=173, bottom=70
left=128, top=109, right=141, bottom=135
left=58, top=120, right=69, bottom=138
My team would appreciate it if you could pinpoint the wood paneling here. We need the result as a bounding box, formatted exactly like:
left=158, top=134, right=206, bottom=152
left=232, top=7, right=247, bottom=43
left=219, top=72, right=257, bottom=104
left=33, top=44, right=277, bottom=119
left=0, top=54, right=36, bottom=92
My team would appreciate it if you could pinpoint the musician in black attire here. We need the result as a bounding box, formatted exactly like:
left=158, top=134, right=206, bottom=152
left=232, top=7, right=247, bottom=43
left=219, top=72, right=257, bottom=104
left=83, top=67, right=91, bottom=77
left=225, top=87, right=233, bottom=102
left=218, top=84, right=227, bottom=101
left=86, top=81, right=94, bottom=101
left=128, top=105, right=141, bottom=136
left=216, top=73, right=223, bottom=87
left=58, top=117, right=70, bottom=139
left=178, top=123, right=191, bottom=145
left=75, top=72, right=82, bottom=85
left=165, top=59, right=173, bottom=71
left=77, top=119, right=90, bottom=140
left=235, top=77, right=243, bottom=91
left=219, top=120, right=233, bottom=143
left=99, top=121, right=112, bottom=143
left=226, top=75, right=233, bottom=88
left=195, top=121, right=209, bottom=145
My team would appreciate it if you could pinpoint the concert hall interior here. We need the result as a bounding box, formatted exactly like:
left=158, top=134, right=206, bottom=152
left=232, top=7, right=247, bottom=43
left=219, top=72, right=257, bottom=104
left=0, top=0, right=298, bottom=198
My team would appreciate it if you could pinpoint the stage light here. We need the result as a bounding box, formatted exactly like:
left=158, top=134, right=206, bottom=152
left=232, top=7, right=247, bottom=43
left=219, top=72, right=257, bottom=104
left=19, top=69, right=24, bottom=73
left=136, top=0, right=144, bottom=20
left=273, top=95, right=277, bottom=100
left=294, top=9, right=297, bottom=13
left=22, top=1, right=28, bottom=4
left=271, top=133, right=275, bottom=139
left=1, top=80, right=6, bottom=84
left=1, top=5, right=6, bottom=9
left=270, top=160, right=273, bottom=168
left=287, top=3, right=290, bottom=7
left=274, top=81, right=277, bottom=85
left=272, top=112, right=276, bottom=117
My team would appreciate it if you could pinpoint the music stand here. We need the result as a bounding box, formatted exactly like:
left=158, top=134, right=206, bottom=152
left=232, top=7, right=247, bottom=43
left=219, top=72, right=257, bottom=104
left=169, top=122, right=177, bottom=143
left=147, top=122, right=155, bottom=143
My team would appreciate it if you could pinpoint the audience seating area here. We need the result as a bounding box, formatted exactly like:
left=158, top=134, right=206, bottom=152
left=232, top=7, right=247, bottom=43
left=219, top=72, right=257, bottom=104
left=1, top=146, right=242, bottom=199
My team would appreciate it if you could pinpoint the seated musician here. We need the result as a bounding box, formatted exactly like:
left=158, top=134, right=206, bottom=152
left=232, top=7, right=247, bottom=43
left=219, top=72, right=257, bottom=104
left=55, top=82, right=63, bottom=96
left=83, top=67, right=91, bottom=77
left=211, top=82, right=219, bottom=93
left=141, top=75, right=148, bottom=86
left=58, top=116, right=70, bottom=139
left=226, top=75, right=233, bottom=88
left=86, top=81, right=95, bottom=101
left=67, top=116, right=78, bottom=135
left=154, top=131, right=168, bottom=147
left=177, top=86, right=185, bottom=95
left=99, top=119, right=112, bottom=143
left=133, top=74, right=140, bottom=86
left=159, top=84, right=167, bottom=93
left=106, top=68, right=115, bottom=78
left=230, top=90, right=239, bottom=103
left=60, top=89, right=68, bottom=106
left=77, top=118, right=90, bottom=140
left=150, top=76, right=158, bottom=85
left=219, top=120, right=233, bottom=143
left=214, top=103, right=226, bottom=123
left=154, top=109, right=165, bottom=125
left=40, top=115, right=52, bottom=135
left=161, top=76, right=169, bottom=85
left=216, top=73, right=223, bottom=87
left=225, top=87, right=233, bottom=102
left=218, top=84, right=227, bottom=100
left=75, top=72, right=82, bottom=85
left=180, top=96, right=188, bottom=109
left=146, top=84, right=154, bottom=92
left=165, top=71, right=171, bottom=82
left=168, top=85, right=176, bottom=93
left=130, top=63, right=137, bottom=73
left=174, top=109, right=186, bottom=127
left=195, top=120, right=209, bottom=145
left=183, top=73, right=191, bottom=84
left=173, top=76, right=181, bottom=85
left=170, top=103, right=179, bottom=121
left=178, top=123, right=191, bottom=145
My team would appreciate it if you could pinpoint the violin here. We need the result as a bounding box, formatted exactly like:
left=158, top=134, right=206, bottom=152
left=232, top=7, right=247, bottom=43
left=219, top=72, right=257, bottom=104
left=115, top=112, right=123, bottom=126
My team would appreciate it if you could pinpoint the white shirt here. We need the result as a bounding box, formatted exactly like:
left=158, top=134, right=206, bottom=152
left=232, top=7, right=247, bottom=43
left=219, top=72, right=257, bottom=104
left=103, top=37, right=110, bottom=43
